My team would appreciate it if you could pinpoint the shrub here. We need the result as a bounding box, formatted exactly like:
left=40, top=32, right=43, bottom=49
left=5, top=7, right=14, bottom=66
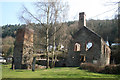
left=79, top=63, right=103, bottom=73
left=103, top=64, right=120, bottom=74
left=116, top=64, right=120, bottom=74
left=80, top=63, right=120, bottom=74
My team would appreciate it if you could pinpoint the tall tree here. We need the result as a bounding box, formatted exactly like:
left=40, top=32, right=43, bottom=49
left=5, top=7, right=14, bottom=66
left=19, top=0, right=69, bottom=68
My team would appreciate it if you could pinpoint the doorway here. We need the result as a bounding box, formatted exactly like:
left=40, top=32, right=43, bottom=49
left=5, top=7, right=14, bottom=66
left=80, top=56, right=86, bottom=63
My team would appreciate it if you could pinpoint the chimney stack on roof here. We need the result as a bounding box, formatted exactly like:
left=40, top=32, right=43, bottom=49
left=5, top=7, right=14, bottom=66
left=79, top=12, right=86, bottom=28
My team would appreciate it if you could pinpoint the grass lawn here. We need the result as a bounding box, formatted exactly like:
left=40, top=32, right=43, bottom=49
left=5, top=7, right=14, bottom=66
left=1, top=64, right=120, bottom=79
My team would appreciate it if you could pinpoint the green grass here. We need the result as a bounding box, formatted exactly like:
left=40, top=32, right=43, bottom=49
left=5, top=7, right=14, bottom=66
left=1, top=64, right=120, bottom=78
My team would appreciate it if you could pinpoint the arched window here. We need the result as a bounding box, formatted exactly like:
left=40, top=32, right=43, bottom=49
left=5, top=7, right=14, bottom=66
left=86, top=42, right=93, bottom=51
left=103, top=45, right=106, bottom=56
left=106, top=48, right=109, bottom=57
left=74, top=43, right=81, bottom=51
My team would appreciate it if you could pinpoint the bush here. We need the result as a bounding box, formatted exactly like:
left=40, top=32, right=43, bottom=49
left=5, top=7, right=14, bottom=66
left=103, top=64, right=120, bottom=74
left=79, top=63, right=120, bottom=74
left=79, top=63, right=103, bottom=73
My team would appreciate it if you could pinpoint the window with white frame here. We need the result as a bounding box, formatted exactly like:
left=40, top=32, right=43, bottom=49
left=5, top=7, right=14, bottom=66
left=74, top=43, right=81, bottom=51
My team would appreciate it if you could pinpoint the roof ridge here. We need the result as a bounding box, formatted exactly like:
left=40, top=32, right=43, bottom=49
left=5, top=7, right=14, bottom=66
left=83, top=26, right=101, bottom=38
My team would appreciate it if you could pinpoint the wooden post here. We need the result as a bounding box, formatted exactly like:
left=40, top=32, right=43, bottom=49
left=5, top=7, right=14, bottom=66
left=32, top=57, right=36, bottom=71
left=12, top=57, right=15, bottom=70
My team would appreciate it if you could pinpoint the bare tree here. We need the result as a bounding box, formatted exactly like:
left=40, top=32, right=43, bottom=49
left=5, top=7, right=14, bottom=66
left=19, top=0, right=69, bottom=69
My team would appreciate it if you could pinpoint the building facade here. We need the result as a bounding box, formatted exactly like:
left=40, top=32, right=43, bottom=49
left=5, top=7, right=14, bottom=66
left=66, top=12, right=111, bottom=67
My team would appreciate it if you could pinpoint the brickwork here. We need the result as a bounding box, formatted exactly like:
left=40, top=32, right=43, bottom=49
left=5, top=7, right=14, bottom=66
left=13, top=27, right=34, bottom=69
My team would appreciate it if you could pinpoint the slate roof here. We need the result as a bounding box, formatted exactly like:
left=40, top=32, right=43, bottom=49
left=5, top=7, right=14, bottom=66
left=73, top=26, right=101, bottom=39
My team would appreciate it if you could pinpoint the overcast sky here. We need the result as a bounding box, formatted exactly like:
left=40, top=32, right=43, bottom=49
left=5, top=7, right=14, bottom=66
left=0, top=0, right=119, bottom=26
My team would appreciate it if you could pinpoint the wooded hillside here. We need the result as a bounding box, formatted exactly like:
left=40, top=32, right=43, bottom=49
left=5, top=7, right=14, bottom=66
left=1, top=19, right=119, bottom=58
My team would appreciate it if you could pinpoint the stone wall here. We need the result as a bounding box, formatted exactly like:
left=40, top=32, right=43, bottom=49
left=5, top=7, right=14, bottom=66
left=66, top=12, right=111, bottom=67
left=100, top=39, right=111, bottom=66
left=13, top=27, right=34, bottom=69
left=66, top=26, right=102, bottom=67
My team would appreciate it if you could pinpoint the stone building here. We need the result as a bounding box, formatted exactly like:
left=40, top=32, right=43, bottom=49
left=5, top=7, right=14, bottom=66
left=66, top=12, right=111, bottom=67
left=13, top=27, right=34, bottom=69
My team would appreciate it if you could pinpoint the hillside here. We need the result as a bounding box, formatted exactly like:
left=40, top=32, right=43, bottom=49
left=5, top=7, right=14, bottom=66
left=1, top=19, right=119, bottom=58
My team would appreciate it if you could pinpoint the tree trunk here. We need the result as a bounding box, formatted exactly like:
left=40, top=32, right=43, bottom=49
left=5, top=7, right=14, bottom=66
left=46, top=6, right=50, bottom=69
left=54, top=53, right=57, bottom=66
left=51, top=27, right=56, bottom=68
left=11, top=57, right=15, bottom=70
left=46, top=28, right=49, bottom=69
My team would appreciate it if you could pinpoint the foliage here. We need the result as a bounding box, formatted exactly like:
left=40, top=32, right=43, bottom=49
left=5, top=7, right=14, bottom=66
left=110, top=45, right=120, bottom=64
left=2, top=24, right=22, bottom=38
left=80, top=63, right=120, bottom=74
left=79, top=63, right=104, bottom=73
left=2, top=19, right=118, bottom=44
left=102, top=64, right=120, bottom=74
left=2, top=45, right=10, bottom=56
left=2, top=36, right=15, bottom=45
left=2, top=36, right=15, bottom=57
left=6, top=46, right=14, bottom=57
left=87, top=19, right=118, bottom=43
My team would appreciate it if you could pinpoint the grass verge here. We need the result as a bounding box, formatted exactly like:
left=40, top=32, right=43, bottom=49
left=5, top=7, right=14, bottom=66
left=1, top=64, right=120, bottom=79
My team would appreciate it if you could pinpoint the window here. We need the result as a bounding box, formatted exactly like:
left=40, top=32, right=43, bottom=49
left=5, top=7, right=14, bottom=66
left=106, top=48, right=109, bottom=57
left=74, top=43, right=81, bottom=51
left=86, top=42, right=93, bottom=51
left=103, top=45, right=106, bottom=56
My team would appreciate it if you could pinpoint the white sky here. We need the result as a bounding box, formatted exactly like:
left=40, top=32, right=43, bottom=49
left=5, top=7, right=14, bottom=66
left=68, top=0, right=119, bottom=20
left=0, top=0, right=119, bottom=26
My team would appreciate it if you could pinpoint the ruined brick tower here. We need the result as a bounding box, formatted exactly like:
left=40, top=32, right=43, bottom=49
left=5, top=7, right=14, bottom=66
left=13, top=27, right=34, bottom=69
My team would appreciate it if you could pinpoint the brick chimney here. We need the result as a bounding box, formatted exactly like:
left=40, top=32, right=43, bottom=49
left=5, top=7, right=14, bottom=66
left=79, top=12, right=86, bottom=28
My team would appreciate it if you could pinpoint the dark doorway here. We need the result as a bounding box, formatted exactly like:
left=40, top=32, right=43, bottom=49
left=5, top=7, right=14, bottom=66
left=80, top=56, right=86, bottom=63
